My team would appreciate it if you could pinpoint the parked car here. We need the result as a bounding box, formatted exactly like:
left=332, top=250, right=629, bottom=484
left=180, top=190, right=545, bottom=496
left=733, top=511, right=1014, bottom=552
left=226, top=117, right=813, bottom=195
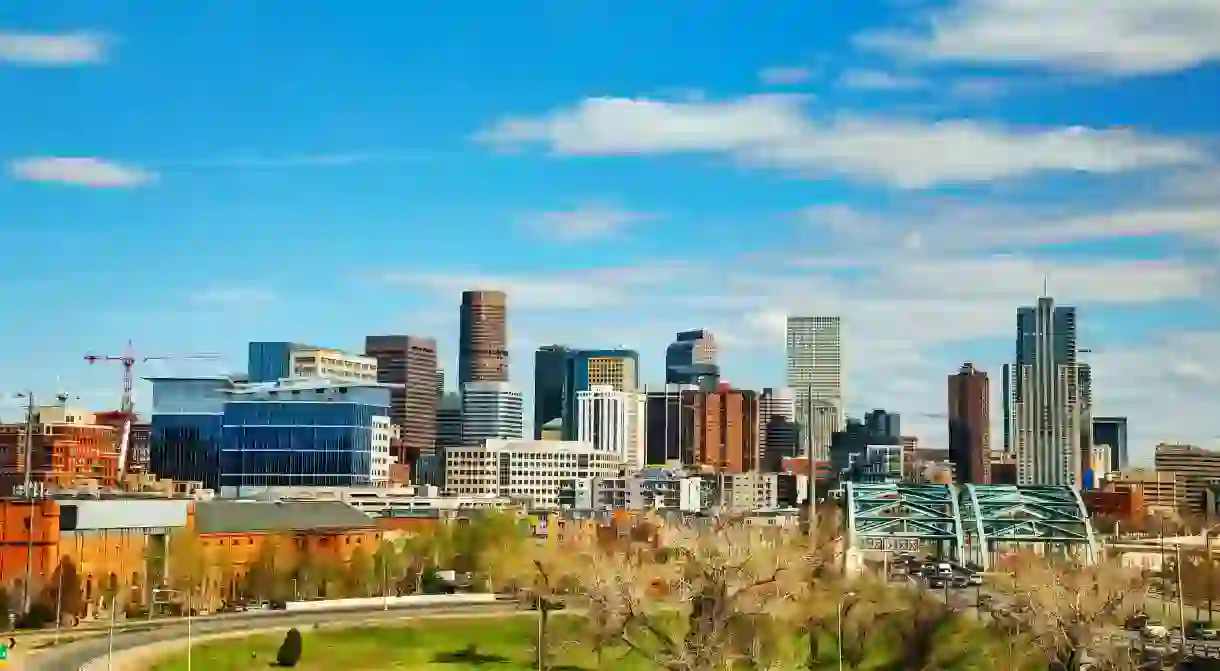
left=1185, top=620, right=1220, bottom=640
left=966, top=573, right=983, bottom=586
left=1125, top=612, right=1150, bottom=631
left=1141, top=621, right=1170, bottom=639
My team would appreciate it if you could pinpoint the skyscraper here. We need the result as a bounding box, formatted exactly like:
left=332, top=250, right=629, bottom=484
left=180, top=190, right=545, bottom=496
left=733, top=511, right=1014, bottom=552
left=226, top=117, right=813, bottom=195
left=1092, top=416, right=1129, bottom=472
left=786, top=316, right=843, bottom=456
left=759, top=387, right=796, bottom=460
left=690, top=388, right=760, bottom=474
left=575, top=385, right=645, bottom=469
left=1013, top=297, right=1085, bottom=485
left=458, top=290, right=508, bottom=385
left=364, top=335, right=439, bottom=460
left=948, top=363, right=990, bottom=484
left=533, top=345, right=571, bottom=439
left=665, top=329, right=720, bottom=389
left=863, top=409, right=901, bottom=443
left=562, top=349, right=639, bottom=438
left=460, top=382, right=523, bottom=443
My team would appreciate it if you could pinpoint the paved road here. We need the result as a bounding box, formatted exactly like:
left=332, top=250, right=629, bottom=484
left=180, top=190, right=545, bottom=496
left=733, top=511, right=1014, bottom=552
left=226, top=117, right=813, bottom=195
left=36, top=602, right=517, bottom=671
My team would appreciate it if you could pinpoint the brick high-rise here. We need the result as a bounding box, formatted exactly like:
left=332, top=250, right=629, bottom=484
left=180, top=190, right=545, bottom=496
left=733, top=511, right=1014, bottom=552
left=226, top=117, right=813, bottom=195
left=459, top=290, right=508, bottom=384
left=691, top=387, right=760, bottom=473
left=365, top=335, right=438, bottom=460
left=948, top=362, right=990, bottom=484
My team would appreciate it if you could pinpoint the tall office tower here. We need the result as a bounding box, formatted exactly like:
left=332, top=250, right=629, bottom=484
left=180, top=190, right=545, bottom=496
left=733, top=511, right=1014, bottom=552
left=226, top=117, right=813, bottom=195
left=763, top=416, right=800, bottom=471
left=562, top=349, right=640, bottom=438
left=1001, top=363, right=1012, bottom=452
left=759, top=387, right=796, bottom=459
left=643, top=384, right=697, bottom=465
left=948, top=363, right=991, bottom=484
left=863, top=409, right=901, bottom=443
left=576, top=385, right=645, bottom=469
left=1014, top=296, right=1084, bottom=486
left=364, top=335, right=439, bottom=461
left=460, top=382, right=523, bottom=443
left=690, top=388, right=760, bottom=474
left=436, top=392, right=463, bottom=448
left=1092, top=416, right=1129, bottom=472
left=665, top=329, right=720, bottom=390
left=785, top=316, right=844, bottom=445
left=458, top=290, right=508, bottom=385
left=533, top=345, right=571, bottom=439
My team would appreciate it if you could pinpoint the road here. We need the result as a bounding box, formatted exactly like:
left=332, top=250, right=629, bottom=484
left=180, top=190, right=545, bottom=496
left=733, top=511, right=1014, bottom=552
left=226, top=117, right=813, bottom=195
left=34, top=602, right=517, bottom=671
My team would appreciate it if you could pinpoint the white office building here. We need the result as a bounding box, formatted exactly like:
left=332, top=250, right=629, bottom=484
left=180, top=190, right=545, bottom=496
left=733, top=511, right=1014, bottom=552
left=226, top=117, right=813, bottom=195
left=785, top=316, right=844, bottom=447
left=575, top=385, right=645, bottom=470
left=442, top=439, right=620, bottom=508
left=460, top=382, right=524, bottom=443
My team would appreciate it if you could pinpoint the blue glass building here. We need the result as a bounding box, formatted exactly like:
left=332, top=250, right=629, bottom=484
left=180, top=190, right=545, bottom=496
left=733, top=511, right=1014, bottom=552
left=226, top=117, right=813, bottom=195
left=149, top=377, right=393, bottom=492
left=149, top=377, right=235, bottom=489
left=247, top=342, right=297, bottom=383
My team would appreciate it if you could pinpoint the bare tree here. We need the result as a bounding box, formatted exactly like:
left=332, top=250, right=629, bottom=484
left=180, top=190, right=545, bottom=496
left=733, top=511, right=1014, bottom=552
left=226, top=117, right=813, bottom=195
left=991, top=555, right=1145, bottom=670
left=515, top=514, right=811, bottom=671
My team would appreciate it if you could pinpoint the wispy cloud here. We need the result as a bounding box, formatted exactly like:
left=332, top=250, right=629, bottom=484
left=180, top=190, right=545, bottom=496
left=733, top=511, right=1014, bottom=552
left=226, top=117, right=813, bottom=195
left=0, top=30, right=108, bottom=66
left=837, top=68, right=929, bottom=91
left=857, top=0, right=1220, bottom=76
left=476, top=95, right=1208, bottom=189
left=156, top=151, right=445, bottom=171
left=521, top=203, right=653, bottom=242
left=8, top=157, right=155, bottom=188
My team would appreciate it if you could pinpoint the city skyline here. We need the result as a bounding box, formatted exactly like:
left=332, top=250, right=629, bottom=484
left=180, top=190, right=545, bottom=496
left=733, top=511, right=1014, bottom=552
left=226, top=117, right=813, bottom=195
left=2, top=3, right=1219, bottom=461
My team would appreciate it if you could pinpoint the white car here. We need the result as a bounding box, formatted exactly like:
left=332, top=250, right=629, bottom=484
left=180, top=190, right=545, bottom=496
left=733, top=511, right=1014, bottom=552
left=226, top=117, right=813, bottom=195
left=1141, top=622, right=1169, bottom=639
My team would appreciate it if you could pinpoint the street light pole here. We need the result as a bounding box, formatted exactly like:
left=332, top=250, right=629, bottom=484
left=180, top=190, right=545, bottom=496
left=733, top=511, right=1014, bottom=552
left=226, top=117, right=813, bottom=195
left=15, top=392, right=36, bottom=614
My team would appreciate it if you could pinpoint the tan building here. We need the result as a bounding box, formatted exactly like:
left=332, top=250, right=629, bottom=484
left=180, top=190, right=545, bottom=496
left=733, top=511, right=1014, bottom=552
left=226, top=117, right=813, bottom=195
left=690, top=388, right=760, bottom=474
left=1154, top=444, right=1220, bottom=514
left=1106, top=468, right=1185, bottom=514
left=288, top=346, right=378, bottom=382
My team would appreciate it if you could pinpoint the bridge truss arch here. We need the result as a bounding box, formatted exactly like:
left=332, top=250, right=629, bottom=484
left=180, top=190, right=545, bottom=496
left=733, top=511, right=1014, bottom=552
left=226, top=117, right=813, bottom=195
left=844, top=483, right=1099, bottom=571
left=958, top=484, right=1099, bottom=571
left=844, top=482, right=967, bottom=565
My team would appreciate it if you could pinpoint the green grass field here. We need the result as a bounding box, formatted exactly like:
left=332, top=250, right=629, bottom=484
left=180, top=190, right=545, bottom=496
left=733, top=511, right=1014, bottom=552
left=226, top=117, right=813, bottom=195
left=147, top=615, right=648, bottom=671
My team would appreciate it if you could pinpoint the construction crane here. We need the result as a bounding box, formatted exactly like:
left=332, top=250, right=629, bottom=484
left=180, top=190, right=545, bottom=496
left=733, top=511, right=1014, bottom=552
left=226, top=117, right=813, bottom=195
left=84, top=341, right=220, bottom=480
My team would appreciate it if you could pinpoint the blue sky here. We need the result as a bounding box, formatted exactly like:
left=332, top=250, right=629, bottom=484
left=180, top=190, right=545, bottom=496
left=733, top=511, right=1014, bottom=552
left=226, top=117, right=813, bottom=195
left=2, top=0, right=1219, bottom=460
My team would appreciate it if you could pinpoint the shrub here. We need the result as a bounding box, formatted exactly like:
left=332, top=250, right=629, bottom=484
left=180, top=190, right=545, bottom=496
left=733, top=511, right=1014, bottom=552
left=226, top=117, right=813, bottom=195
left=276, top=627, right=302, bottom=667
left=14, top=601, right=56, bottom=630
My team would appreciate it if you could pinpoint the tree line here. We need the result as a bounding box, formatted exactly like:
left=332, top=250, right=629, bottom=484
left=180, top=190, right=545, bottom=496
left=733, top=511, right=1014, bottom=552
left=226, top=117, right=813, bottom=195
left=489, top=513, right=1163, bottom=671
left=3, top=510, right=527, bottom=629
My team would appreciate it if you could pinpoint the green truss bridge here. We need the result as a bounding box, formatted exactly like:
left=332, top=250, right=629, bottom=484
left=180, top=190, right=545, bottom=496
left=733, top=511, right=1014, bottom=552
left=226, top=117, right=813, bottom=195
left=843, top=482, right=1099, bottom=571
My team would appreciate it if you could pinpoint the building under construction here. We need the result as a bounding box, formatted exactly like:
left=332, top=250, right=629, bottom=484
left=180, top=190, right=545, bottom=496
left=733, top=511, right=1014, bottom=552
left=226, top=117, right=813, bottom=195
left=0, top=405, right=123, bottom=495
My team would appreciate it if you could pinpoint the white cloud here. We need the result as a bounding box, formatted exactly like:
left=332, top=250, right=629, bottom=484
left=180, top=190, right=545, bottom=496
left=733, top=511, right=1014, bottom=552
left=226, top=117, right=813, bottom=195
left=8, top=157, right=155, bottom=188
left=475, top=95, right=1206, bottom=188
left=0, top=30, right=107, bottom=66
left=758, top=65, right=816, bottom=85
left=857, top=0, right=1220, bottom=76
left=947, top=77, right=1011, bottom=101
left=837, top=68, right=930, bottom=91
left=522, top=203, right=651, bottom=242
left=191, top=288, right=277, bottom=308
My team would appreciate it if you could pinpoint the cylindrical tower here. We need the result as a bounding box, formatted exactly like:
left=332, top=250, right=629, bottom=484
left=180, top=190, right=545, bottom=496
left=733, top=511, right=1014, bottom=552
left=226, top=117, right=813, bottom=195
left=458, top=290, right=508, bottom=384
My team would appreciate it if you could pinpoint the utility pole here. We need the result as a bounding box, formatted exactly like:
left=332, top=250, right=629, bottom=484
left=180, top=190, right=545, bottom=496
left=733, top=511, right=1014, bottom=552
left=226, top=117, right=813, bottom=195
left=804, top=385, right=818, bottom=538
left=19, top=392, right=35, bottom=614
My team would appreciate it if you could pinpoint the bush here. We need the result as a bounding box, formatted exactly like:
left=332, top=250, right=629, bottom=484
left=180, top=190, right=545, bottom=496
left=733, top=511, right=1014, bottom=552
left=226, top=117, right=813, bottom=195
left=276, top=627, right=302, bottom=667
left=14, top=601, right=56, bottom=629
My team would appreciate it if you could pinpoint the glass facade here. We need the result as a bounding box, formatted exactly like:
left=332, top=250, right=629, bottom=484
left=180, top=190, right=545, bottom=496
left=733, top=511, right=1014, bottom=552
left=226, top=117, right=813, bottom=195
left=150, top=414, right=223, bottom=489
left=219, top=400, right=386, bottom=489
left=247, top=341, right=294, bottom=383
